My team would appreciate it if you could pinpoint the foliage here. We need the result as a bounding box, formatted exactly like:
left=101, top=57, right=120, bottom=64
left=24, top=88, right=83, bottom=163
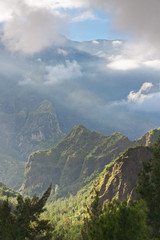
left=137, top=139, right=160, bottom=238
left=0, top=182, right=19, bottom=198
left=0, top=185, right=53, bottom=240
left=0, top=140, right=25, bottom=190
left=43, top=180, right=97, bottom=240
left=81, top=191, right=150, bottom=240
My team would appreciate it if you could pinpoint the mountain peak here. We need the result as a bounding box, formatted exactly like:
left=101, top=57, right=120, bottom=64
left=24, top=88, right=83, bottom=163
left=20, top=126, right=133, bottom=196
left=136, top=128, right=160, bottom=146
left=35, top=100, right=55, bottom=114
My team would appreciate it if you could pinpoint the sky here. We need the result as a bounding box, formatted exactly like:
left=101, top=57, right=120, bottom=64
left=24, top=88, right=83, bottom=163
left=0, top=0, right=159, bottom=53
left=67, top=9, right=129, bottom=41
left=0, top=0, right=160, bottom=139
left=0, top=0, right=130, bottom=46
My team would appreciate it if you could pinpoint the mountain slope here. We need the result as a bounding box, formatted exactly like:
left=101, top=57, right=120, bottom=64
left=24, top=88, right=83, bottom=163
left=15, top=99, right=64, bottom=159
left=0, top=141, right=25, bottom=189
left=20, top=125, right=133, bottom=196
left=0, top=93, right=64, bottom=189
left=98, top=146, right=153, bottom=204
left=135, top=128, right=160, bottom=146
left=21, top=127, right=160, bottom=197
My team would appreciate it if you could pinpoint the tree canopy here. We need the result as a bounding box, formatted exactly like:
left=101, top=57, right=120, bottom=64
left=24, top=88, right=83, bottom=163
left=137, top=140, right=160, bottom=239
left=0, top=185, right=53, bottom=240
left=81, top=191, right=149, bottom=240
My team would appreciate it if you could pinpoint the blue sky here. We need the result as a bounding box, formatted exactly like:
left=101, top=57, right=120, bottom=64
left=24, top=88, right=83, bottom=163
left=68, top=10, right=129, bottom=41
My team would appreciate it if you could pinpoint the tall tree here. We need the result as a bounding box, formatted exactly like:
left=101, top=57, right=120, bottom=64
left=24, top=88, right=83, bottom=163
left=0, top=185, right=53, bottom=240
left=137, top=140, right=160, bottom=238
left=81, top=191, right=149, bottom=240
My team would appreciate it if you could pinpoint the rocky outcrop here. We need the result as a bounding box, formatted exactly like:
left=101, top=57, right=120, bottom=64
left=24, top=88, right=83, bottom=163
left=135, top=128, right=160, bottom=146
left=98, top=146, right=153, bottom=204
left=0, top=98, right=64, bottom=189
left=15, top=100, right=64, bottom=159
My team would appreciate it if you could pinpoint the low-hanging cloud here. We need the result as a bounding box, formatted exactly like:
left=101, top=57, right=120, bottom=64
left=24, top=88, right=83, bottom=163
left=44, top=60, right=82, bottom=85
left=123, top=82, right=160, bottom=114
left=106, top=41, right=160, bottom=71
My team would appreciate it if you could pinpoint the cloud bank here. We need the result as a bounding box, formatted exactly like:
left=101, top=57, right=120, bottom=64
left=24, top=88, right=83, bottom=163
left=0, top=0, right=160, bottom=54
left=0, top=0, right=66, bottom=54
left=86, top=0, right=160, bottom=50
left=44, top=60, right=82, bottom=85
left=1, top=0, right=160, bottom=55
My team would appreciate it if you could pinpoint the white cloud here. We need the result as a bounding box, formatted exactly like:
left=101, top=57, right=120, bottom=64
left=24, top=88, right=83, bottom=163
left=0, top=0, right=67, bottom=54
left=25, top=0, right=88, bottom=9
left=127, top=82, right=153, bottom=102
left=143, top=60, right=160, bottom=70
left=106, top=42, right=160, bottom=71
left=57, top=48, right=68, bottom=56
left=1, top=0, right=160, bottom=56
left=112, top=40, right=122, bottom=47
left=85, top=0, right=160, bottom=53
left=71, top=11, right=96, bottom=23
left=107, top=56, right=140, bottom=71
left=44, top=60, right=82, bottom=85
left=92, top=40, right=99, bottom=44
left=127, top=91, right=160, bottom=113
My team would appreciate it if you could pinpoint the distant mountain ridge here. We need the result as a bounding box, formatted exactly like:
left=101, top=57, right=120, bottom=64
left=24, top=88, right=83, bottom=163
left=0, top=38, right=160, bottom=191
left=14, top=100, right=64, bottom=160
left=0, top=94, right=64, bottom=189
left=20, top=125, right=160, bottom=197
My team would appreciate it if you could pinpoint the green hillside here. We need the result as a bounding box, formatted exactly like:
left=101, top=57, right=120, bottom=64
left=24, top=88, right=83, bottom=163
left=0, top=140, right=25, bottom=189
left=41, top=145, right=153, bottom=240
left=20, top=125, right=133, bottom=196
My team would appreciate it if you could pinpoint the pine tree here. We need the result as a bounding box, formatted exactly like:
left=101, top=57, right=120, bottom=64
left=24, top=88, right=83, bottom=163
left=0, top=185, right=53, bottom=240
left=81, top=191, right=149, bottom=240
left=0, top=197, right=15, bottom=239
left=137, top=139, right=160, bottom=238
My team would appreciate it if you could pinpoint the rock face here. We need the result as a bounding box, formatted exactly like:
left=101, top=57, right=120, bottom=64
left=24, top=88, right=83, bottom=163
left=98, top=146, right=153, bottom=204
left=20, top=125, right=134, bottom=196
left=0, top=95, right=64, bottom=189
left=15, top=100, right=64, bottom=160
left=135, top=128, right=160, bottom=146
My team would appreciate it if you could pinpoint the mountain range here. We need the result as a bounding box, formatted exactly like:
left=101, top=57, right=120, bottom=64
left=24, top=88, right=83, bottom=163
left=0, top=38, right=160, bottom=193
left=20, top=126, right=160, bottom=199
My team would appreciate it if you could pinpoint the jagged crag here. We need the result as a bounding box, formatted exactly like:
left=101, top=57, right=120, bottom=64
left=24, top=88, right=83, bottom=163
left=0, top=92, right=64, bottom=189
left=20, top=126, right=160, bottom=203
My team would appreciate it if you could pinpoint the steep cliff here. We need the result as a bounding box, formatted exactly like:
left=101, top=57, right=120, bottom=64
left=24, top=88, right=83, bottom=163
left=15, top=100, right=64, bottom=159
left=98, top=146, right=153, bottom=204
left=21, top=127, right=160, bottom=198
left=20, top=125, right=133, bottom=196
left=0, top=96, right=64, bottom=189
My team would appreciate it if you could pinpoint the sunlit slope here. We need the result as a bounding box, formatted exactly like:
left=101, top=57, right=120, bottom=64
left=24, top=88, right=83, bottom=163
left=21, top=125, right=133, bottom=196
